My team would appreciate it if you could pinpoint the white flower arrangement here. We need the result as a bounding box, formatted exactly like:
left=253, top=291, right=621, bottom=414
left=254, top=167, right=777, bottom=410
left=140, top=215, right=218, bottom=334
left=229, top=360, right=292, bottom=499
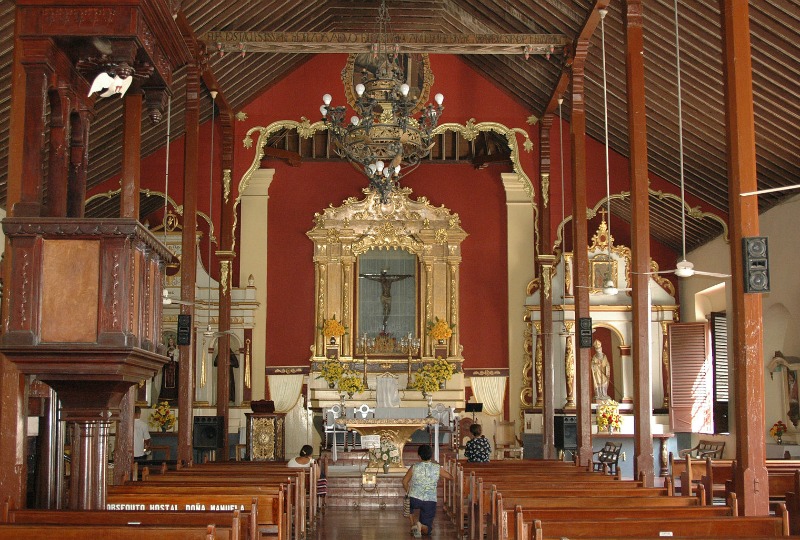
left=370, top=438, right=401, bottom=467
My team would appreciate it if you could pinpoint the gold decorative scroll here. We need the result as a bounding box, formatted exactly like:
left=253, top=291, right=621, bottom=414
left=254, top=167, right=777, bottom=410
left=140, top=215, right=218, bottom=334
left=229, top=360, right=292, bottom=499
left=244, top=338, right=251, bottom=389
left=563, top=321, right=575, bottom=409
left=220, top=260, right=230, bottom=295
left=223, top=169, right=232, bottom=203
left=534, top=322, right=543, bottom=409
left=541, top=173, right=550, bottom=208
left=661, top=321, right=670, bottom=408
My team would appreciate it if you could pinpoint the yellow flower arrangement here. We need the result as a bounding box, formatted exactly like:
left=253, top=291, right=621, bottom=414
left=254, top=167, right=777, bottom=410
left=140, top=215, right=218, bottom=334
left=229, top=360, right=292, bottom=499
left=770, top=420, right=788, bottom=440
left=596, top=399, right=621, bottom=431
left=321, top=314, right=347, bottom=339
left=412, top=369, right=440, bottom=395
left=317, top=358, right=344, bottom=386
left=428, top=357, right=454, bottom=383
left=339, top=370, right=365, bottom=395
left=427, top=316, right=455, bottom=341
left=148, top=401, right=176, bottom=431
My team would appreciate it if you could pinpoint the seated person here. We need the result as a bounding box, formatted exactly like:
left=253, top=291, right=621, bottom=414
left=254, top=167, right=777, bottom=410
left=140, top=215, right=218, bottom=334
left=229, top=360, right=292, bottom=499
left=288, top=444, right=315, bottom=468
left=133, top=406, right=151, bottom=463
left=464, top=423, right=491, bottom=462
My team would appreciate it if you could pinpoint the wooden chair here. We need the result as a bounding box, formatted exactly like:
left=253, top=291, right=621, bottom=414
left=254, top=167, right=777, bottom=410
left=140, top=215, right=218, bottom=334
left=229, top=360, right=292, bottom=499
left=493, top=419, right=523, bottom=460
left=458, top=417, right=474, bottom=452
left=680, top=440, right=725, bottom=459
left=593, top=441, right=622, bottom=475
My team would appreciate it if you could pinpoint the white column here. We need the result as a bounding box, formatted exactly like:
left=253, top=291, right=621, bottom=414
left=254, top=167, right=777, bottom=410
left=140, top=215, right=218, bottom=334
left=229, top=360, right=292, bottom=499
left=502, top=173, right=535, bottom=423
left=239, top=168, right=274, bottom=401
left=619, top=345, right=633, bottom=403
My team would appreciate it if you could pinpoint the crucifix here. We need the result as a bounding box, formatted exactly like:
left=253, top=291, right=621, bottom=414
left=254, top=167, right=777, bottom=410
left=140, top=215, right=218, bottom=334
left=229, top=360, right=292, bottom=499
left=359, top=269, right=412, bottom=333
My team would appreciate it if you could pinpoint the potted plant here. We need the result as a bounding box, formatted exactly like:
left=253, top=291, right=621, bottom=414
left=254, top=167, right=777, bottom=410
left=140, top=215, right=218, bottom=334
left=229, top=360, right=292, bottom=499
left=429, top=357, right=454, bottom=389
left=321, top=314, right=347, bottom=344
left=427, top=316, right=455, bottom=344
left=596, top=399, right=621, bottom=433
left=339, top=369, right=365, bottom=397
left=148, top=401, right=176, bottom=432
left=317, top=358, right=344, bottom=388
left=771, top=420, right=788, bottom=444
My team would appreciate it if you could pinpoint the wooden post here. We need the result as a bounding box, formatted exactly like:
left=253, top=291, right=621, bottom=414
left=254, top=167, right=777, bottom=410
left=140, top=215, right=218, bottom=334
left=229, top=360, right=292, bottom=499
left=537, top=113, right=556, bottom=459
left=719, top=0, right=768, bottom=516
left=570, top=38, right=592, bottom=467
left=120, top=92, right=142, bottom=219
left=624, top=0, right=654, bottom=486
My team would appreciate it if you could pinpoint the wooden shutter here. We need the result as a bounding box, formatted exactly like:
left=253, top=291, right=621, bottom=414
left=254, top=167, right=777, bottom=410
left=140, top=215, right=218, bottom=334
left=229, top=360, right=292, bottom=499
left=710, top=312, right=729, bottom=433
left=669, top=322, right=713, bottom=433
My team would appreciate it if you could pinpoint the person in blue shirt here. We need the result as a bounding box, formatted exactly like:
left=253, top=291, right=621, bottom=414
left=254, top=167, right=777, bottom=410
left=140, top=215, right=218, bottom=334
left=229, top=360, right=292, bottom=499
left=464, top=423, right=492, bottom=462
left=402, top=444, right=453, bottom=537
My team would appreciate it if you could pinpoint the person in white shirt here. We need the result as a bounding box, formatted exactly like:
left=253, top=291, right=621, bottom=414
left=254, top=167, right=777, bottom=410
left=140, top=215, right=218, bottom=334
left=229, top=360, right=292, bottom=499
left=133, top=407, right=151, bottom=462
left=287, top=444, right=314, bottom=468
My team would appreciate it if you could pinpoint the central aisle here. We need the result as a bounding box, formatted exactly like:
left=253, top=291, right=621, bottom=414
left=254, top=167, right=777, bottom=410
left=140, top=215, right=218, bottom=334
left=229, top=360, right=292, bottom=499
left=311, top=506, right=460, bottom=539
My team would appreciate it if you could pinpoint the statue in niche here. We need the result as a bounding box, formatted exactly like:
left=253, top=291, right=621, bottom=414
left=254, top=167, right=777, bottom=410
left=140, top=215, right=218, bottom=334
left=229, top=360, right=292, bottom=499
left=591, top=340, right=611, bottom=402
left=769, top=351, right=800, bottom=426
left=214, top=349, right=240, bottom=404
left=360, top=269, right=412, bottom=333
left=159, top=335, right=179, bottom=404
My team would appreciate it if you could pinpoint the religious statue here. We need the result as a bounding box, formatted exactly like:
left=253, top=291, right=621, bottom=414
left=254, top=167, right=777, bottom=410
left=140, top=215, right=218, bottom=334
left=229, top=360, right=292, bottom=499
left=360, top=269, right=412, bottom=332
left=159, top=336, right=179, bottom=403
left=214, top=349, right=240, bottom=404
left=591, top=339, right=611, bottom=402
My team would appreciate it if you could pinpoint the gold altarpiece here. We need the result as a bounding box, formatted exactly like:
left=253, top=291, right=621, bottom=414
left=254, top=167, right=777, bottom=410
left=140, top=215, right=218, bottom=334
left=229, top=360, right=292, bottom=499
left=307, top=187, right=467, bottom=409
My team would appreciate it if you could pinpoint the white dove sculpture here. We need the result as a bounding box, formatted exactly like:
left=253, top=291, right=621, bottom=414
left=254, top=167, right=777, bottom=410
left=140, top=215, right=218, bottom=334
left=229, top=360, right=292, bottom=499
left=88, top=72, right=133, bottom=98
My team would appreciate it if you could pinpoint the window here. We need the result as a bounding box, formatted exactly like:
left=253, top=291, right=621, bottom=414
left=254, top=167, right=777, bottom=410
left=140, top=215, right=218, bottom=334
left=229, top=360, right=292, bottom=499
left=669, top=322, right=713, bottom=434
left=710, top=312, right=729, bottom=434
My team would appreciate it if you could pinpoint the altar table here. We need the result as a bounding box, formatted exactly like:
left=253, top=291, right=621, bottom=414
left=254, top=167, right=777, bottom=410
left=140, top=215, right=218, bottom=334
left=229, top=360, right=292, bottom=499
left=336, top=417, right=438, bottom=471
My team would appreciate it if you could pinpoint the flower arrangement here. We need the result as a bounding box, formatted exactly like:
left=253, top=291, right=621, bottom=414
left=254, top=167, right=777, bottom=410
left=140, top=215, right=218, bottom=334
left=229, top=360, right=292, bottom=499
left=321, top=314, right=347, bottom=339
left=427, top=316, right=455, bottom=341
left=771, top=420, right=788, bottom=440
left=412, top=369, right=440, bottom=395
left=317, top=358, right=344, bottom=386
left=148, top=401, right=176, bottom=431
left=370, top=438, right=401, bottom=468
left=339, top=369, right=365, bottom=396
left=429, top=357, right=454, bottom=383
left=596, top=399, right=621, bottom=432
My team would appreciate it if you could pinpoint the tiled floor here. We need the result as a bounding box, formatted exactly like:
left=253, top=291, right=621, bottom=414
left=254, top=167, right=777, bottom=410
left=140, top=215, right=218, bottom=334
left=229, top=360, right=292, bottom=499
left=311, top=505, right=460, bottom=539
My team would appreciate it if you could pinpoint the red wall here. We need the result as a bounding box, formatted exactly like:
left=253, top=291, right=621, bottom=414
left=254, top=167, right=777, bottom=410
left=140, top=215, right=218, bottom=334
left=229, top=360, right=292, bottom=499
left=88, top=52, right=711, bottom=372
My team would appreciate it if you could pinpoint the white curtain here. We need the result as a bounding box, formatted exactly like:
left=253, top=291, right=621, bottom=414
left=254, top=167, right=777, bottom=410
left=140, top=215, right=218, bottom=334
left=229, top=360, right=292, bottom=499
left=267, top=374, right=303, bottom=413
left=470, top=376, right=507, bottom=417
left=377, top=376, right=401, bottom=407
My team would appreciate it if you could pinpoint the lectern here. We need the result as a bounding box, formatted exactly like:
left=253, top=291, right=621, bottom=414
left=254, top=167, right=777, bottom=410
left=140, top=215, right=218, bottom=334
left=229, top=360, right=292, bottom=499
left=246, top=412, right=286, bottom=461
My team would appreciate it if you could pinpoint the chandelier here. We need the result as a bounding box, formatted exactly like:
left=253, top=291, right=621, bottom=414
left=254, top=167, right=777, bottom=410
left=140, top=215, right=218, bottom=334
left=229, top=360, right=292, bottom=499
left=320, top=0, right=444, bottom=203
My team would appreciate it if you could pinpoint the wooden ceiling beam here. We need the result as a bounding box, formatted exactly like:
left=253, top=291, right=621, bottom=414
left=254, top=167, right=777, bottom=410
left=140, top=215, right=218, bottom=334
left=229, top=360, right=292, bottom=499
left=543, top=0, right=610, bottom=115
left=201, top=31, right=567, bottom=55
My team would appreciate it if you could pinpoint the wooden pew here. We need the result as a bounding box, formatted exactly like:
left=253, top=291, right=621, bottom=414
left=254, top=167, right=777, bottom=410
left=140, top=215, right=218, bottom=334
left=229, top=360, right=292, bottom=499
left=0, top=523, right=227, bottom=539
left=5, top=508, right=246, bottom=539
left=528, top=506, right=788, bottom=539
left=497, top=496, right=735, bottom=540
left=105, top=492, right=280, bottom=540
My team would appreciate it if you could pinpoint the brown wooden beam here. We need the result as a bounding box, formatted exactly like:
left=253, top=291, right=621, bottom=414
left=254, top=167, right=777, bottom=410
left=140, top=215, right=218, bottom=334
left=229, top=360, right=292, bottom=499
left=178, top=41, right=200, bottom=466
left=120, top=93, right=142, bottom=219
left=624, top=0, right=654, bottom=486
left=720, top=0, right=768, bottom=516
left=570, top=39, right=592, bottom=467
left=544, top=0, right=610, bottom=115
left=537, top=114, right=556, bottom=459
left=202, top=31, right=567, bottom=55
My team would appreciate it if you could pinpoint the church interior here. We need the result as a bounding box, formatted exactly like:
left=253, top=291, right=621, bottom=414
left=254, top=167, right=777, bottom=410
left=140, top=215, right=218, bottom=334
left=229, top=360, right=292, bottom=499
left=0, top=0, right=799, bottom=537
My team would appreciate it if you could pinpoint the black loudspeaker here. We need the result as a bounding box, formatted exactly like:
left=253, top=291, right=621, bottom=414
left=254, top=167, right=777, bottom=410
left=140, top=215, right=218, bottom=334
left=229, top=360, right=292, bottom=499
left=578, top=317, right=593, bottom=348
left=193, top=416, right=224, bottom=449
left=177, top=314, right=192, bottom=346
left=743, top=236, right=770, bottom=293
left=554, top=416, right=577, bottom=450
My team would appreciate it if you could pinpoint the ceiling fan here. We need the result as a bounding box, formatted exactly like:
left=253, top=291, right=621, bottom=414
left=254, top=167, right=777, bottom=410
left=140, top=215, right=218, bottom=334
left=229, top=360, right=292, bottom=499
left=162, top=288, right=197, bottom=306
left=740, top=185, right=800, bottom=197
left=649, top=1, right=730, bottom=281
